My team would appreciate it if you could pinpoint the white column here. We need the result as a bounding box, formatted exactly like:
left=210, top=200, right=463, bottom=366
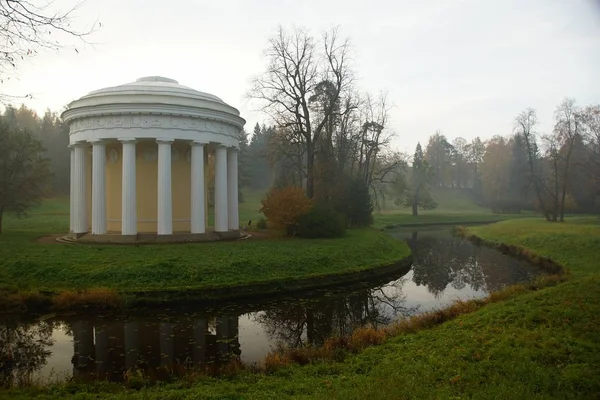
left=91, top=140, right=107, bottom=235
left=73, top=143, right=88, bottom=234
left=227, top=147, right=239, bottom=230
left=69, top=146, right=75, bottom=233
left=157, top=139, right=173, bottom=235
left=190, top=141, right=206, bottom=234
left=121, top=140, right=137, bottom=235
left=214, top=145, right=228, bottom=232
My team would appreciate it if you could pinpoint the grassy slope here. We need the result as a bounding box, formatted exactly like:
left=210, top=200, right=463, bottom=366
left=6, top=218, right=600, bottom=399
left=372, top=187, right=532, bottom=228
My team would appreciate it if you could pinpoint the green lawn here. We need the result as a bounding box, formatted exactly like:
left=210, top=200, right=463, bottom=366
left=0, top=193, right=409, bottom=309
left=0, top=228, right=407, bottom=294
left=7, top=217, right=600, bottom=399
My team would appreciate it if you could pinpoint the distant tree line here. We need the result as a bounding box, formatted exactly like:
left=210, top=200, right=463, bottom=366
left=2, top=105, right=70, bottom=194
left=400, top=98, right=600, bottom=220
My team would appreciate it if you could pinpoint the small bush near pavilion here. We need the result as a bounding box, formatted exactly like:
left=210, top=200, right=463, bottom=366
left=259, top=186, right=312, bottom=235
left=297, top=205, right=346, bottom=238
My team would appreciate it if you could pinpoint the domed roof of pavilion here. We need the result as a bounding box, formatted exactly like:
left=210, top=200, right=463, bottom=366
left=84, top=76, right=225, bottom=103
left=63, top=76, right=243, bottom=122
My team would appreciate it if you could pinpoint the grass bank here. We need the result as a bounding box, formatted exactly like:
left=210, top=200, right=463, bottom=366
left=0, top=228, right=409, bottom=313
left=7, top=217, right=600, bottom=399
left=463, top=217, right=600, bottom=279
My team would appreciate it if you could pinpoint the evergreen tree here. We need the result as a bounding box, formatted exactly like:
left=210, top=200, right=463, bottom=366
left=334, top=177, right=374, bottom=228
left=237, top=129, right=251, bottom=202
left=399, top=143, right=437, bottom=216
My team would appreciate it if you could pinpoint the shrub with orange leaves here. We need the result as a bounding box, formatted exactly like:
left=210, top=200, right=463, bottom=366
left=259, top=186, right=312, bottom=235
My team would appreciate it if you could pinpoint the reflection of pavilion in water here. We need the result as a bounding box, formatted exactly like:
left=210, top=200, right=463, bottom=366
left=71, top=316, right=240, bottom=380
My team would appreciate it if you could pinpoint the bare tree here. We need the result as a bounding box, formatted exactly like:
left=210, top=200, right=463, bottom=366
left=552, top=98, right=580, bottom=221
left=542, top=133, right=561, bottom=221
left=514, top=108, right=553, bottom=221
left=0, top=0, right=98, bottom=99
left=248, top=26, right=352, bottom=198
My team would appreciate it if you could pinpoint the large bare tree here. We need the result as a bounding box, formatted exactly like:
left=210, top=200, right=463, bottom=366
left=514, top=108, right=555, bottom=221
left=249, top=26, right=351, bottom=198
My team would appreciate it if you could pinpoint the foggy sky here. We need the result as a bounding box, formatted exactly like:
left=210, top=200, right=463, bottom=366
left=1, top=0, right=599, bottom=153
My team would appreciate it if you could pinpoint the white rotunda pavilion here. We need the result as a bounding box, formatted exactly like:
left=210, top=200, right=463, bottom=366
left=62, top=76, right=246, bottom=242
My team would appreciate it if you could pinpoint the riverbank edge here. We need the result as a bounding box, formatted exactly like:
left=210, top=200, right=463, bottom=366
left=381, top=220, right=497, bottom=230
left=453, top=226, right=566, bottom=275
left=0, top=249, right=414, bottom=316
left=121, top=254, right=414, bottom=309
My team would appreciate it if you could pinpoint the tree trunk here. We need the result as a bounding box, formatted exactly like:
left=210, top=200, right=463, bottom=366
left=306, top=144, right=314, bottom=199
left=559, top=142, right=574, bottom=222
left=523, top=135, right=552, bottom=221
left=0, top=206, right=3, bottom=234
left=412, top=193, right=418, bottom=216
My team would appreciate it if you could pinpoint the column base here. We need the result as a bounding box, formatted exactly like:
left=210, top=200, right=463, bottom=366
left=69, top=231, right=88, bottom=239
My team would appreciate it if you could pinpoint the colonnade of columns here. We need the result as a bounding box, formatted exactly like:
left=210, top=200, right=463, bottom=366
left=69, top=139, right=239, bottom=236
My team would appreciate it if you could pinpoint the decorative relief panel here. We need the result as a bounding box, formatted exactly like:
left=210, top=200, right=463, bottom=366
left=71, top=115, right=239, bottom=136
left=108, top=148, right=119, bottom=164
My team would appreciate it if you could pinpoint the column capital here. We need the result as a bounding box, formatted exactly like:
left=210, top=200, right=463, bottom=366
left=156, top=138, right=174, bottom=144
left=190, top=140, right=208, bottom=146
left=119, top=138, right=137, bottom=144
left=73, top=141, right=88, bottom=147
left=227, top=146, right=240, bottom=152
left=89, top=138, right=107, bottom=144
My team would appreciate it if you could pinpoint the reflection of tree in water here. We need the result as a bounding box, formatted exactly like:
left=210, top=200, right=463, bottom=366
left=409, top=231, right=486, bottom=297
left=0, top=320, right=55, bottom=387
left=407, top=230, right=537, bottom=298
left=254, top=280, right=416, bottom=348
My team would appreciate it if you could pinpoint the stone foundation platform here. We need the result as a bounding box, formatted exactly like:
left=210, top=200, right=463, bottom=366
left=57, top=230, right=245, bottom=244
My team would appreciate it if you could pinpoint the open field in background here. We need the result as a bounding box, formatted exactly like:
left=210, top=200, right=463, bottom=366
left=4, top=186, right=589, bottom=234
left=376, top=187, right=489, bottom=214
left=5, top=217, right=600, bottom=399
left=373, top=187, right=535, bottom=228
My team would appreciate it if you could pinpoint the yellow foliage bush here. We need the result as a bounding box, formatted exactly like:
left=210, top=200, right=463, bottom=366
left=259, top=186, right=312, bottom=235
